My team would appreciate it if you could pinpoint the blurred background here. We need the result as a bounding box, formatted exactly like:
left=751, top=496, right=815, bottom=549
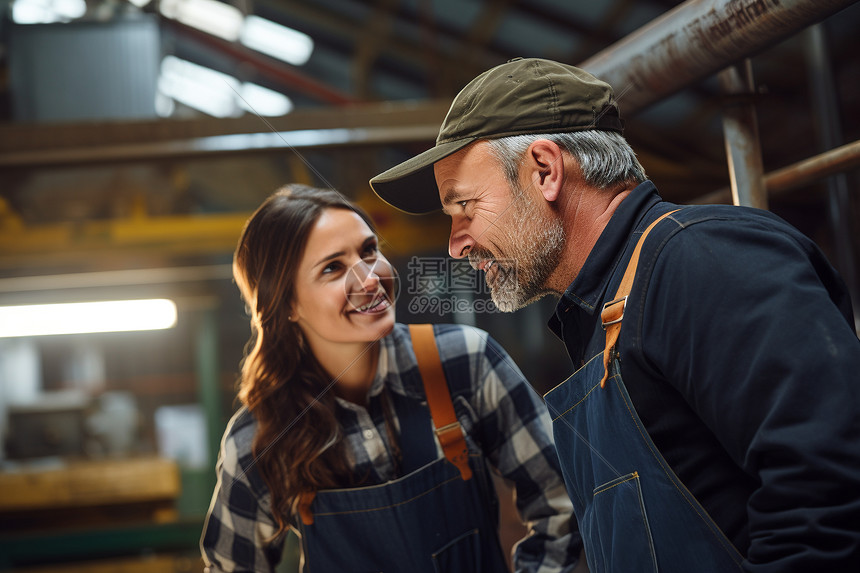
left=0, top=0, right=858, bottom=571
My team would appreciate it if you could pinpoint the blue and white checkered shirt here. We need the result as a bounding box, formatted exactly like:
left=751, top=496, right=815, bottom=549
left=201, top=323, right=580, bottom=572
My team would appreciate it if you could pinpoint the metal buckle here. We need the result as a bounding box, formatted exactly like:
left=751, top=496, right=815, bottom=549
left=601, top=296, right=628, bottom=329
left=434, top=422, right=461, bottom=436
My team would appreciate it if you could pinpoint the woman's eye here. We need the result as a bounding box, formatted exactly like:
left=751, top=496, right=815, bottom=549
left=322, top=262, right=342, bottom=274
left=363, top=243, right=379, bottom=257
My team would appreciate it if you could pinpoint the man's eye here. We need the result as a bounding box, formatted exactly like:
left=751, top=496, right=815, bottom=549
left=459, top=200, right=468, bottom=208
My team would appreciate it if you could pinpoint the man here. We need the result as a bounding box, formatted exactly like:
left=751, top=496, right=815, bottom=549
left=370, top=58, right=860, bottom=572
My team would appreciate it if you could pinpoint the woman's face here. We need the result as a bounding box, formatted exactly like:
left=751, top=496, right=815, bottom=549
left=291, top=208, right=396, bottom=351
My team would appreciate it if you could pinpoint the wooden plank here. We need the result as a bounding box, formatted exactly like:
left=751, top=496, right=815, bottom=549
left=0, top=457, right=180, bottom=511
left=15, top=554, right=178, bottom=573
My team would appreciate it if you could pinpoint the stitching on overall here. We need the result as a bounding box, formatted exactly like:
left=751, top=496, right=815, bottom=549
left=545, top=352, right=603, bottom=400
left=610, top=372, right=744, bottom=564
left=551, top=380, right=602, bottom=422
left=634, top=471, right=660, bottom=571
left=312, top=475, right=462, bottom=518
left=593, top=471, right=639, bottom=496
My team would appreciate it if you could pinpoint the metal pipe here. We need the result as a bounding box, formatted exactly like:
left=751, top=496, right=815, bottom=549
left=690, top=139, right=860, bottom=204
left=803, top=23, right=859, bottom=319
left=579, top=0, right=859, bottom=115
left=719, top=59, right=767, bottom=209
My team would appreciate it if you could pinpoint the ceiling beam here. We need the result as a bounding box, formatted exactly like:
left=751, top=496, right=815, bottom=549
left=0, top=100, right=450, bottom=157
left=456, top=0, right=515, bottom=71
left=0, top=125, right=442, bottom=169
left=352, top=0, right=399, bottom=99
left=253, top=0, right=497, bottom=89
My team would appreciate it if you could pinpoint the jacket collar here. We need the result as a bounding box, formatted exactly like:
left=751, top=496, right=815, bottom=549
left=548, top=180, right=662, bottom=339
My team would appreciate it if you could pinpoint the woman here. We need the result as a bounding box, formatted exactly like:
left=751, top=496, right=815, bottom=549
left=200, top=184, right=579, bottom=572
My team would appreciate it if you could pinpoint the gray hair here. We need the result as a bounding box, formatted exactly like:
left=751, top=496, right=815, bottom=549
left=486, top=130, right=647, bottom=193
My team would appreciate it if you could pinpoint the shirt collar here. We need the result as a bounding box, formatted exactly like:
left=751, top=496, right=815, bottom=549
left=334, top=324, right=410, bottom=410
left=548, top=180, right=662, bottom=338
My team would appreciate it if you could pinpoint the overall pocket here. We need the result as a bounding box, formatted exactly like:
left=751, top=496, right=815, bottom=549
left=584, top=472, right=658, bottom=573
left=431, top=528, right=481, bottom=573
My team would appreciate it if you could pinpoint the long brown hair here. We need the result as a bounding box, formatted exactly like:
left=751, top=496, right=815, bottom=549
left=233, top=184, right=377, bottom=538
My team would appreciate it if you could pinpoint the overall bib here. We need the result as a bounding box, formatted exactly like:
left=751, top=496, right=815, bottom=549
left=296, top=325, right=509, bottom=573
left=544, top=212, right=744, bottom=573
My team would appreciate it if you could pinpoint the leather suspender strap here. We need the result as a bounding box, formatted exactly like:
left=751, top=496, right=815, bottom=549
left=298, top=491, right=316, bottom=525
left=600, top=210, right=680, bottom=388
left=298, top=325, right=470, bottom=526
left=409, top=324, right=473, bottom=481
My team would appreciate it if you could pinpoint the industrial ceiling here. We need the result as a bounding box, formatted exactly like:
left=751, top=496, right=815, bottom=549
left=0, top=0, right=858, bottom=298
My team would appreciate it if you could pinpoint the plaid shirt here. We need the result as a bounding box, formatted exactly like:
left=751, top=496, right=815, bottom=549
left=201, top=323, right=580, bottom=572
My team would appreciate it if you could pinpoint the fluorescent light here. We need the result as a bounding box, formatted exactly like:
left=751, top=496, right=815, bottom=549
left=11, top=0, right=86, bottom=23
left=240, top=15, right=314, bottom=66
left=155, top=0, right=314, bottom=65
left=239, top=83, right=293, bottom=117
left=158, top=55, right=240, bottom=118
left=0, top=299, right=178, bottom=338
left=54, top=0, right=85, bottom=18
left=159, top=0, right=243, bottom=42
left=157, top=57, right=294, bottom=118
left=155, top=90, right=176, bottom=118
left=12, top=0, right=54, bottom=24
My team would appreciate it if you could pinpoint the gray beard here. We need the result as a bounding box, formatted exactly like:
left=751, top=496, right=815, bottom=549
left=488, top=199, right=565, bottom=313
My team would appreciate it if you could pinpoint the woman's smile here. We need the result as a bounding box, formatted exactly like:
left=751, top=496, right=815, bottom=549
left=291, top=208, right=396, bottom=349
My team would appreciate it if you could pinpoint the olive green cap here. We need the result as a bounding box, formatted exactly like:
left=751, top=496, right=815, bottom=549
left=370, top=57, right=623, bottom=214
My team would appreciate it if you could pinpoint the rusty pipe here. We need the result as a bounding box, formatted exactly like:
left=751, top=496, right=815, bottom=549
left=690, top=139, right=860, bottom=204
left=579, top=0, right=859, bottom=116
left=719, top=60, right=767, bottom=209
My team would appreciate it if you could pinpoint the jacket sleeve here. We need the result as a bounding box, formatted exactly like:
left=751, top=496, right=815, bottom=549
left=640, top=215, right=860, bottom=572
left=466, top=327, right=585, bottom=573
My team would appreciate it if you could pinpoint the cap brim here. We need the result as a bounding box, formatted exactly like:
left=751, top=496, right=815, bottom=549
left=370, top=137, right=477, bottom=214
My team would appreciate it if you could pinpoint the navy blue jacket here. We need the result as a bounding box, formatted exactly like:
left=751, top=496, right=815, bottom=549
left=549, top=181, right=860, bottom=572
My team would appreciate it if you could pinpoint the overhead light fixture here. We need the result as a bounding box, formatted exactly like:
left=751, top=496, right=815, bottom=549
left=158, top=55, right=240, bottom=118
left=240, top=15, right=314, bottom=66
left=11, top=0, right=86, bottom=24
left=159, top=0, right=243, bottom=42
left=157, top=56, right=293, bottom=118
left=156, top=0, right=313, bottom=65
left=239, top=82, right=293, bottom=117
left=0, top=299, right=178, bottom=338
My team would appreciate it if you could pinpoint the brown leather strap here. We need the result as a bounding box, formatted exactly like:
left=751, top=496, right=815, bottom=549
left=409, top=324, right=472, bottom=481
left=298, top=325, right=472, bottom=526
left=298, top=490, right=316, bottom=525
left=600, top=210, right=680, bottom=388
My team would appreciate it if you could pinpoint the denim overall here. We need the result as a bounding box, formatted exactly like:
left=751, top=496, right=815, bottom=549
left=544, top=213, right=744, bottom=573
left=296, top=325, right=509, bottom=573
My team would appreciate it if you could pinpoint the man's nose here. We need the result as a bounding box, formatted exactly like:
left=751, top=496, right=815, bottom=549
left=448, top=219, right=474, bottom=259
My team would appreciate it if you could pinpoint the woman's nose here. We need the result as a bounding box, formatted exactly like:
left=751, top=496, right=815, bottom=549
left=355, top=259, right=381, bottom=291
left=362, top=268, right=380, bottom=290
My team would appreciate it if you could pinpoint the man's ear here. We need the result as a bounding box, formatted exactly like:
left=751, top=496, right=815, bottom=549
left=526, top=139, right=565, bottom=203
